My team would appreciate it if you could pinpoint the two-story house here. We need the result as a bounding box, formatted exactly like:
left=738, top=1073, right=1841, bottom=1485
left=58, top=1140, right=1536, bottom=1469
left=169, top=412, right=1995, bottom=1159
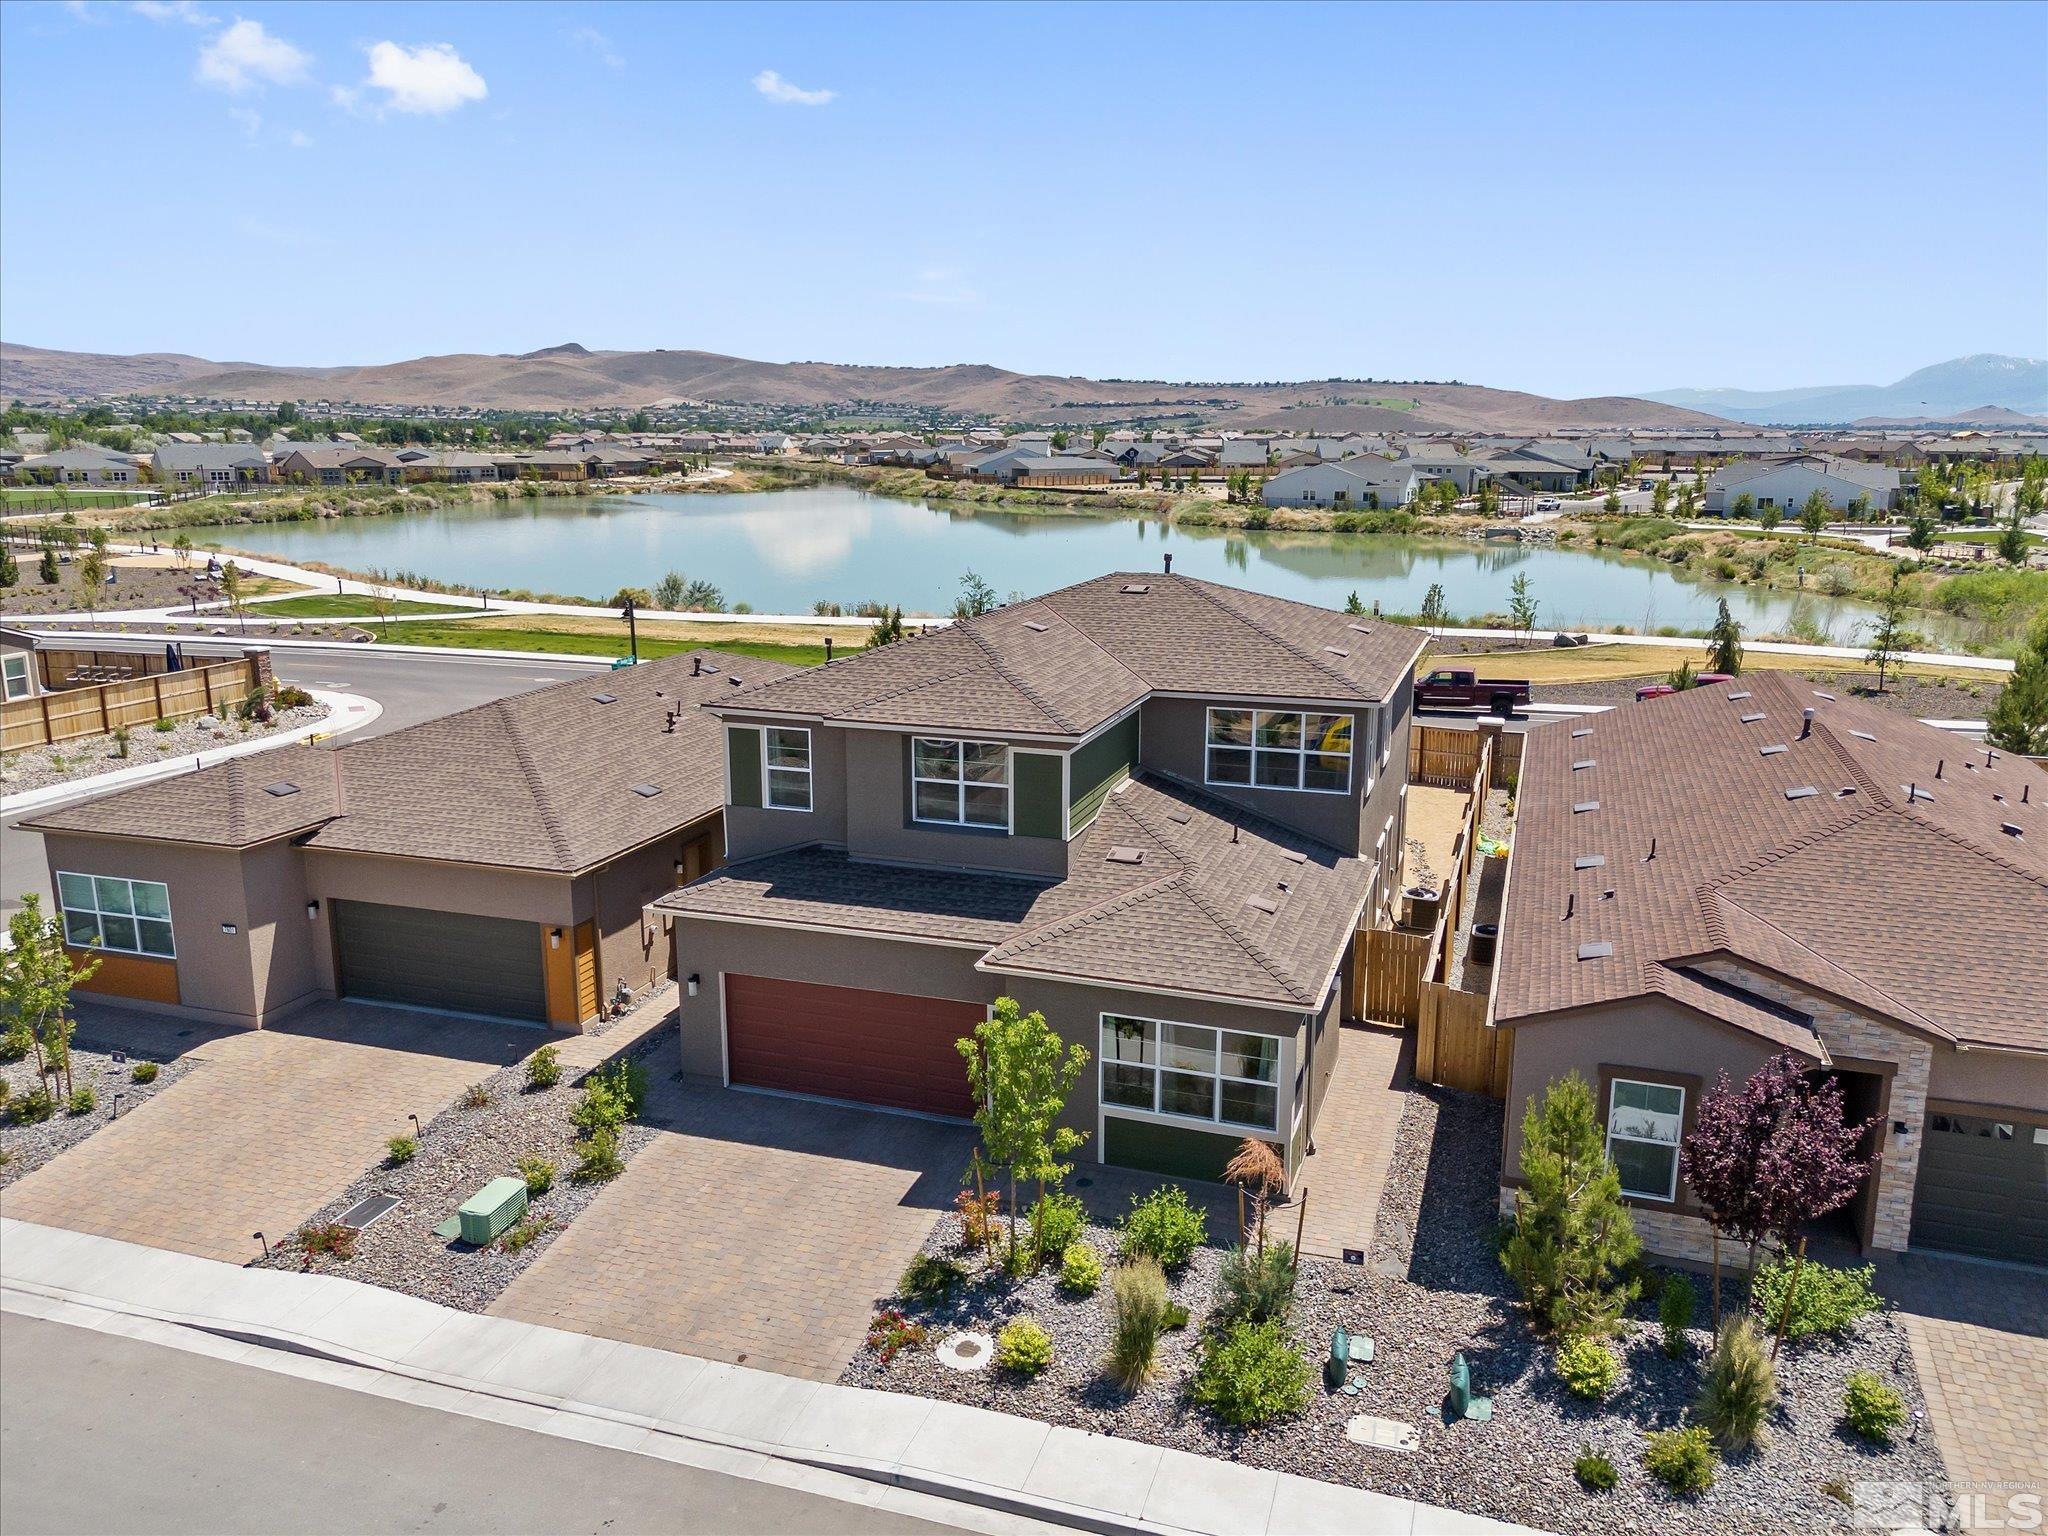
left=654, top=571, right=1427, bottom=1184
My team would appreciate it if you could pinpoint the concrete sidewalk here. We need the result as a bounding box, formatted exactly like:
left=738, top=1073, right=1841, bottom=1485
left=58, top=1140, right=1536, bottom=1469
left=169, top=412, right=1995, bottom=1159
left=0, top=1217, right=1549, bottom=1536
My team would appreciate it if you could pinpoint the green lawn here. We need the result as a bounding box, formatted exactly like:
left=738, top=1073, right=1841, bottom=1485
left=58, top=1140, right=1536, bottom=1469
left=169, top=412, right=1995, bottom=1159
left=255, top=594, right=475, bottom=619
left=371, top=620, right=829, bottom=668
left=2, top=486, right=152, bottom=506
left=1935, top=527, right=2045, bottom=546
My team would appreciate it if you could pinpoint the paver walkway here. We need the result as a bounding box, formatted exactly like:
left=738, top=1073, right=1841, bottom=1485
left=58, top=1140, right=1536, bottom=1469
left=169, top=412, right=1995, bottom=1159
left=1289, top=1023, right=1411, bottom=1262
left=0, top=1000, right=531, bottom=1264
left=492, top=1082, right=976, bottom=1382
left=1879, top=1250, right=2048, bottom=1525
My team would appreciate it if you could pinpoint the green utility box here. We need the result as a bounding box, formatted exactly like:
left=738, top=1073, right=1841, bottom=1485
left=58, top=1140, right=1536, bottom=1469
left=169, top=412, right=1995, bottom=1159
left=457, top=1176, right=529, bottom=1246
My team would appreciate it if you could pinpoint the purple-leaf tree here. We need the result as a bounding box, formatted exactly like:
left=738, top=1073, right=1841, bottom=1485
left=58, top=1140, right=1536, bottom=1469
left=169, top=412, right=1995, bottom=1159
left=1680, top=1051, right=1877, bottom=1346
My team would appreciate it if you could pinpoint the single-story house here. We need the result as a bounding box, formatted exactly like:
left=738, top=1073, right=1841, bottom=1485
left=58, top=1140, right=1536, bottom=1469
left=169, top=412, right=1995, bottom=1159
left=1703, top=454, right=1902, bottom=515
left=11, top=447, right=142, bottom=485
left=272, top=446, right=401, bottom=486
left=654, top=571, right=1426, bottom=1184
left=1261, top=459, right=1419, bottom=509
left=152, top=443, right=271, bottom=488
left=1493, top=674, right=2048, bottom=1267
left=25, top=650, right=792, bottom=1033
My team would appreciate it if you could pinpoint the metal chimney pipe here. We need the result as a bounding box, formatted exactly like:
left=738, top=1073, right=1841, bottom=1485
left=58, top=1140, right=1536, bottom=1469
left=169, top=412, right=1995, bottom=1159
left=1800, top=708, right=1814, bottom=739
left=691, top=656, right=701, bottom=676
left=1935, top=758, right=1944, bottom=779
left=1163, top=552, right=1173, bottom=574
left=824, top=635, right=834, bottom=662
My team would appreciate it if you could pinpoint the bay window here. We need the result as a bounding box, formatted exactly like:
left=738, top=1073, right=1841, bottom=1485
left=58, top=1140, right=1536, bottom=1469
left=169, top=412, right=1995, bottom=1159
left=1100, top=1014, right=1281, bottom=1132
left=57, top=872, right=175, bottom=959
left=912, top=737, right=1009, bottom=828
left=1606, top=1078, right=1684, bottom=1201
left=1205, top=708, right=1352, bottom=794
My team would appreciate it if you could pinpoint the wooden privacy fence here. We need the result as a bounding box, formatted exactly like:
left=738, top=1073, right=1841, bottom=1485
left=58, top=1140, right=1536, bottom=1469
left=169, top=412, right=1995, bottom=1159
left=1410, top=721, right=1524, bottom=791
left=2, top=657, right=264, bottom=752
left=1416, top=983, right=1512, bottom=1097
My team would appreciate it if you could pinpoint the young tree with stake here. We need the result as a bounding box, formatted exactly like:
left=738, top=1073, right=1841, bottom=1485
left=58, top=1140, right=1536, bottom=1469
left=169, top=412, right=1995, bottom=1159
left=956, top=998, right=1089, bottom=1267
left=1, top=895, right=99, bottom=1102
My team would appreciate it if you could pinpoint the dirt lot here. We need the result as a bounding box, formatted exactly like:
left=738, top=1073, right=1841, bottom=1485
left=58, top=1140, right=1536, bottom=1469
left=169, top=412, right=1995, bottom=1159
left=0, top=555, right=295, bottom=618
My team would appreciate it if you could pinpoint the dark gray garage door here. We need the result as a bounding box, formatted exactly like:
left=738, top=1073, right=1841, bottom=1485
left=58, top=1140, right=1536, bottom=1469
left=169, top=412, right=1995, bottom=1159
left=1911, top=1109, right=2048, bottom=1266
left=334, top=900, right=547, bottom=1023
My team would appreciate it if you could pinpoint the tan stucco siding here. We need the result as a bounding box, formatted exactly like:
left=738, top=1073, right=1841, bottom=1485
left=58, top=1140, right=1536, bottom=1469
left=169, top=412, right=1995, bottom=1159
left=841, top=728, right=1067, bottom=878
left=1139, top=696, right=1370, bottom=856
left=1928, top=1048, right=2048, bottom=1114
left=590, top=821, right=717, bottom=1001
left=722, top=717, right=849, bottom=861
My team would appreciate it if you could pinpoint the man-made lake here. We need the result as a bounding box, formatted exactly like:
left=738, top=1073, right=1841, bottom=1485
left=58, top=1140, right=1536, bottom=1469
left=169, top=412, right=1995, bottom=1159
left=188, top=486, right=1939, bottom=644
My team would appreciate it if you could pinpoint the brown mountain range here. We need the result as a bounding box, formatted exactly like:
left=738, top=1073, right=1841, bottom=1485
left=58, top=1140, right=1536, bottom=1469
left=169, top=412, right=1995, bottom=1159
left=2, top=340, right=1732, bottom=432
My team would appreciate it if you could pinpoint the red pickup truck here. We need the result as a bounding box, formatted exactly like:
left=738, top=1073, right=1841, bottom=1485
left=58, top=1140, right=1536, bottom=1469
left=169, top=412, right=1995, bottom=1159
left=1415, top=668, right=1533, bottom=714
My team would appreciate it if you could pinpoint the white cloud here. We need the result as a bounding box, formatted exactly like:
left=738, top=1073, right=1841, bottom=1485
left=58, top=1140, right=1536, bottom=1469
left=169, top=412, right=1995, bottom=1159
left=358, top=41, right=488, bottom=115
left=227, top=105, right=261, bottom=138
left=752, top=69, right=834, bottom=107
left=61, top=1, right=105, bottom=22
left=285, top=127, right=313, bottom=148
left=132, top=1, right=217, bottom=24
left=896, top=265, right=981, bottom=307
left=571, top=26, right=623, bottom=71
left=196, top=17, right=309, bottom=92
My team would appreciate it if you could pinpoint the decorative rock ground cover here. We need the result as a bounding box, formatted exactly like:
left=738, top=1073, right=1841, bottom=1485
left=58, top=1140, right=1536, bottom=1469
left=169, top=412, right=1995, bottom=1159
left=1, top=700, right=326, bottom=795
left=845, top=1087, right=1948, bottom=1535
left=254, top=1021, right=672, bottom=1311
left=1, top=1039, right=193, bottom=1188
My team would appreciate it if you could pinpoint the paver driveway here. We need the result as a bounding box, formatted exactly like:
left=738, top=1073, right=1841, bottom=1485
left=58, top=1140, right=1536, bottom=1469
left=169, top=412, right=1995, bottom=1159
left=1880, top=1251, right=2048, bottom=1525
left=0, top=1000, right=531, bottom=1264
left=491, top=1080, right=975, bottom=1382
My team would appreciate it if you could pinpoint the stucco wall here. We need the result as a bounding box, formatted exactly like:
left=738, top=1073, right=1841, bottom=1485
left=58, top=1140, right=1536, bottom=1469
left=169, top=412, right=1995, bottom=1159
left=1928, top=1048, right=2048, bottom=1114
left=589, top=820, right=716, bottom=1003
left=722, top=717, right=850, bottom=861
left=841, top=728, right=1068, bottom=877
left=1138, top=696, right=1369, bottom=855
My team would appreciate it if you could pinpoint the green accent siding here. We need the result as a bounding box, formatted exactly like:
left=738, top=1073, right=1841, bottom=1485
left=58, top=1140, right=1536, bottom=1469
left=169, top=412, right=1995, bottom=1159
left=1013, top=751, right=1065, bottom=839
left=1069, top=712, right=1139, bottom=836
left=726, top=726, right=762, bottom=809
left=1104, top=1115, right=1245, bottom=1184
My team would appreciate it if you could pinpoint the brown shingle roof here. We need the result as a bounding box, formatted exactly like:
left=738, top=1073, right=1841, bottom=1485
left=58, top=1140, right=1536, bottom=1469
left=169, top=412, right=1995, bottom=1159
left=27, top=651, right=794, bottom=872
left=715, top=573, right=1424, bottom=737
left=656, top=773, right=1368, bottom=1011
left=1496, top=673, right=2048, bottom=1053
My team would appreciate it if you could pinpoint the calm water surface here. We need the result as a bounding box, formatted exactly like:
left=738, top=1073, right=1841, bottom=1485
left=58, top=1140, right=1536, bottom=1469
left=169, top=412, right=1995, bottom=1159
left=187, top=487, right=1944, bottom=644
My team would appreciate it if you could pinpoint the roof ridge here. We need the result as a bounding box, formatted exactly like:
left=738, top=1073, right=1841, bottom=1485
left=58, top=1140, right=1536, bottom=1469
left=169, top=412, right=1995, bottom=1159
left=1879, top=796, right=2048, bottom=896
left=498, top=702, right=576, bottom=867
left=953, top=619, right=1077, bottom=734
left=1173, top=576, right=1372, bottom=699
left=1700, top=887, right=1948, bottom=1038
left=988, top=873, right=1185, bottom=958
left=1172, top=877, right=1314, bottom=1004
left=1012, top=599, right=1153, bottom=703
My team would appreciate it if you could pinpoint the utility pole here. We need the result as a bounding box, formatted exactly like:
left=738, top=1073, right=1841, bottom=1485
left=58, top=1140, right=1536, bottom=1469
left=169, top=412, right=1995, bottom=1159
left=624, top=596, right=639, bottom=664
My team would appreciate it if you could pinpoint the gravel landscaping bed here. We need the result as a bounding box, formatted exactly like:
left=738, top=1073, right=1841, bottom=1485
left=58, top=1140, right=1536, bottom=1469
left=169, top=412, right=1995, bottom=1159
left=845, top=1087, right=1948, bottom=1535
left=1, top=564, right=204, bottom=617
left=252, top=1021, right=672, bottom=1310
left=1, top=702, right=326, bottom=795
left=1, top=1039, right=193, bottom=1188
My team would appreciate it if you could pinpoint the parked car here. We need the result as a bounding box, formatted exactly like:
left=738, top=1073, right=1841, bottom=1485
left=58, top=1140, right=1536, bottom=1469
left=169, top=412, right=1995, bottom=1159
left=1634, top=672, right=1734, bottom=701
left=1416, top=668, right=1533, bottom=714
left=1536, top=498, right=1560, bottom=511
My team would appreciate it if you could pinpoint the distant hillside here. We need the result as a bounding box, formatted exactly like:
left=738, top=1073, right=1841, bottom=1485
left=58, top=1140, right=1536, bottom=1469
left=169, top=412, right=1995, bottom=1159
left=2, top=340, right=1729, bottom=433
left=1850, top=405, right=2047, bottom=428
left=1645, top=354, right=2048, bottom=425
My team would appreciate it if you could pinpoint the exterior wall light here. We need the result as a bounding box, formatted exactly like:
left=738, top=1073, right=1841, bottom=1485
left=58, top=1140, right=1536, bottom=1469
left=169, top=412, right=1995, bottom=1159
left=686, top=973, right=700, bottom=998
left=306, top=900, right=320, bottom=920
left=549, top=928, right=564, bottom=950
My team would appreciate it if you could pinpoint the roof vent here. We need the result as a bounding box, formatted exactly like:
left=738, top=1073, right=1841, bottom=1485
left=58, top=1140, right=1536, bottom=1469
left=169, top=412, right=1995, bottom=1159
left=1741, top=712, right=1766, bottom=724
left=1727, top=690, right=1753, bottom=701
left=1784, top=785, right=1818, bottom=800
left=1572, top=759, right=1595, bottom=772
left=1572, top=800, right=1599, bottom=814
left=2002, top=821, right=2025, bottom=838
left=1280, top=848, right=1307, bottom=864
left=1323, top=646, right=1350, bottom=658
left=1347, top=622, right=1373, bottom=634
left=262, top=780, right=301, bottom=797
left=1119, top=583, right=1151, bottom=595
left=1574, top=855, right=1606, bottom=870
left=1245, top=896, right=1279, bottom=915
left=1760, top=744, right=1788, bottom=757
left=1022, top=619, right=1049, bottom=632
left=1903, top=782, right=1934, bottom=803
left=1105, top=845, right=1145, bottom=865
left=1166, top=809, right=1192, bottom=824
left=1813, top=690, right=1837, bottom=701
left=1800, top=707, right=1815, bottom=740
left=1849, top=729, right=1877, bottom=742
left=1577, top=941, right=1614, bottom=961
left=630, top=783, right=663, bottom=798
left=1835, top=785, right=1858, bottom=798
left=1571, top=728, right=1593, bottom=739
left=591, top=692, right=618, bottom=704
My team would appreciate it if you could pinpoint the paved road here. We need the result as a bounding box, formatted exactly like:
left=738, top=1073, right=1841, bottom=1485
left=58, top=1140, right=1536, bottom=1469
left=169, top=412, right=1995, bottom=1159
left=0, top=1312, right=959, bottom=1536
left=3, top=643, right=601, bottom=924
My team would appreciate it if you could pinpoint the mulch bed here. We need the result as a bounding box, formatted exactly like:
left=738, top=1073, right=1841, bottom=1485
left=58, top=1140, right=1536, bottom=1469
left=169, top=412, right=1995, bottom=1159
left=1, top=1039, right=194, bottom=1189
left=844, top=1088, right=1948, bottom=1535
left=251, top=1021, right=672, bottom=1309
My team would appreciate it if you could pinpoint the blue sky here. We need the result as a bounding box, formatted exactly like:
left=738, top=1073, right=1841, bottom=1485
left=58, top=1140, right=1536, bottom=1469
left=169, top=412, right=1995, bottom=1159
left=4, top=1, right=2044, bottom=397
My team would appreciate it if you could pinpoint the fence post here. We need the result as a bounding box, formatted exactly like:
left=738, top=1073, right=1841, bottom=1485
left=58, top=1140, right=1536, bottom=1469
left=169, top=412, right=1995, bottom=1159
left=152, top=675, right=165, bottom=718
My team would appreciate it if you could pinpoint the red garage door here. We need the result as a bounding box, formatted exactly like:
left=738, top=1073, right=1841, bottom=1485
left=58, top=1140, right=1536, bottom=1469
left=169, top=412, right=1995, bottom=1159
left=723, top=974, right=985, bottom=1117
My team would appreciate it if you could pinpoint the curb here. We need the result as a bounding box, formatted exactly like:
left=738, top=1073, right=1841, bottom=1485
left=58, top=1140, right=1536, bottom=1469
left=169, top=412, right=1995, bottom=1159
left=2, top=690, right=380, bottom=816
left=0, top=1274, right=1159, bottom=1536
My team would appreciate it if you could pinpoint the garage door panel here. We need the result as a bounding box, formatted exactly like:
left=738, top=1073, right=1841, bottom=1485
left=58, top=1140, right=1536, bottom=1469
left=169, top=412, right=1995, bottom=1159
left=336, top=900, right=548, bottom=1023
left=725, top=974, right=981, bottom=1117
left=1911, top=1109, right=2048, bottom=1267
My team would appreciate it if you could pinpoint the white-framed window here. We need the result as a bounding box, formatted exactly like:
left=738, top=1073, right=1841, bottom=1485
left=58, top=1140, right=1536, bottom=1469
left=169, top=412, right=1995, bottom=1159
left=912, top=737, right=1009, bottom=829
left=1099, top=1014, right=1281, bottom=1133
left=1606, top=1078, right=1684, bottom=1201
left=2, top=652, right=31, bottom=701
left=763, top=726, right=813, bottom=812
left=1205, top=707, right=1352, bottom=794
left=56, top=872, right=175, bottom=959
